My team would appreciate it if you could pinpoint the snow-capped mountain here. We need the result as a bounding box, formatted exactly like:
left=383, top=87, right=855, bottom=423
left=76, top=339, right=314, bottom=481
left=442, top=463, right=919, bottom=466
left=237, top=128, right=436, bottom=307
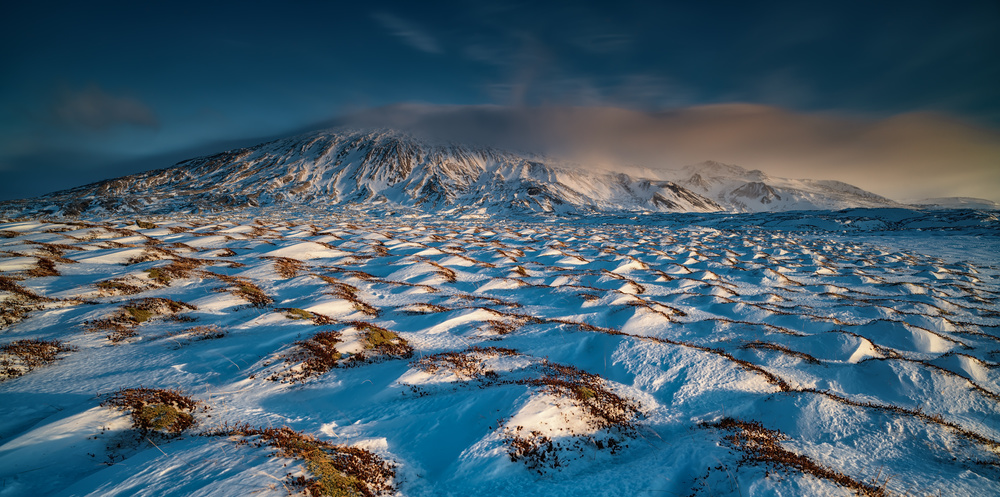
left=0, top=128, right=911, bottom=218
left=1, top=128, right=722, bottom=217
left=907, top=197, right=1000, bottom=210
left=665, top=161, right=904, bottom=212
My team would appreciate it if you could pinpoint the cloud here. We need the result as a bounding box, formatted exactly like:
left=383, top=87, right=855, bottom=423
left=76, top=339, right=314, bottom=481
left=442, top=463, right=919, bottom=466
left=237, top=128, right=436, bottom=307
left=371, top=12, right=442, bottom=54
left=340, top=103, right=1000, bottom=202
left=51, top=86, right=159, bottom=131
left=571, top=32, right=632, bottom=54
left=484, top=73, right=694, bottom=109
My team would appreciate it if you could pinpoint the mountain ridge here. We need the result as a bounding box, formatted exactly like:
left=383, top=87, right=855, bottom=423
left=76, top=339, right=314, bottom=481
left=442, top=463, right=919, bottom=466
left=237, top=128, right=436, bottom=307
left=0, top=126, right=965, bottom=218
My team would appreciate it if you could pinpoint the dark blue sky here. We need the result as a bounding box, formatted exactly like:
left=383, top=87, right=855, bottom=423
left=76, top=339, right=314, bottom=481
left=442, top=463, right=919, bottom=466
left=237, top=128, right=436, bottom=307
left=2, top=0, right=998, bottom=201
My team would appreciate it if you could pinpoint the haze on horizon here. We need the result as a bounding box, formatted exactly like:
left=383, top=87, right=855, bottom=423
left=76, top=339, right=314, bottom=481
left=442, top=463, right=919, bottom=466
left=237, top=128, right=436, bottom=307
left=1, top=1, right=998, bottom=203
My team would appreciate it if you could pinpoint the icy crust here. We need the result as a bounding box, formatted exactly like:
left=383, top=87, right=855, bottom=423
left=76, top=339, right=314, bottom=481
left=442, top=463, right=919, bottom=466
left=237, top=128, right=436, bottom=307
left=0, top=215, right=998, bottom=496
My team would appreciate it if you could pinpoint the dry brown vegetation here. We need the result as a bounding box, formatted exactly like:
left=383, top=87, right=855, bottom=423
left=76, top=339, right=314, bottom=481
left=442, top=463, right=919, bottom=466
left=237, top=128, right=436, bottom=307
left=0, top=274, right=48, bottom=301
left=410, top=347, right=641, bottom=473
left=0, top=339, right=76, bottom=380
left=500, top=361, right=641, bottom=473
left=168, top=325, right=227, bottom=342
left=354, top=321, right=413, bottom=359
left=412, top=346, right=518, bottom=380
left=708, top=418, right=885, bottom=496
left=741, top=340, right=822, bottom=365
left=205, top=424, right=396, bottom=497
left=524, top=361, right=641, bottom=432
left=26, top=257, right=61, bottom=277
left=318, top=275, right=379, bottom=317
left=0, top=275, right=50, bottom=328
left=484, top=319, right=518, bottom=335
left=95, top=277, right=150, bottom=295
left=101, top=387, right=201, bottom=435
left=263, top=320, right=412, bottom=381
left=85, top=298, right=197, bottom=342
left=214, top=274, right=273, bottom=306
left=399, top=302, right=452, bottom=314
left=263, top=256, right=306, bottom=278
left=275, top=307, right=336, bottom=325
left=267, top=331, right=343, bottom=383
left=142, top=257, right=210, bottom=286
left=420, top=258, right=457, bottom=283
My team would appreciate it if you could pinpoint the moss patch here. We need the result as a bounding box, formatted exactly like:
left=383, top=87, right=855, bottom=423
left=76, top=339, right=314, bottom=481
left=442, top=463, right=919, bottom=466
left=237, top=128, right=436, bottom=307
left=284, top=308, right=314, bottom=320
left=125, top=307, right=154, bottom=323
left=363, top=327, right=399, bottom=349
left=144, top=268, right=172, bottom=285
left=136, top=403, right=195, bottom=433
left=101, top=387, right=201, bottom=435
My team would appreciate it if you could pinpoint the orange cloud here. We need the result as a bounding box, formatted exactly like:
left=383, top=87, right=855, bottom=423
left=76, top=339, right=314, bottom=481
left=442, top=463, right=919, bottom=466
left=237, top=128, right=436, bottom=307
left=346, top=103, right=1000, bottom=201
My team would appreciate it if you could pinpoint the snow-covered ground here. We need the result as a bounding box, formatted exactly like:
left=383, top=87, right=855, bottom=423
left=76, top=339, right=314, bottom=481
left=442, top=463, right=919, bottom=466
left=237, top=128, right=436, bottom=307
left=1, top=211, right=998, bottom=496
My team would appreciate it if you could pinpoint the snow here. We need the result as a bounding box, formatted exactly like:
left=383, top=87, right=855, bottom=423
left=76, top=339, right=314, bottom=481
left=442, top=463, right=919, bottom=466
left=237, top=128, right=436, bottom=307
left=1, top=210, right=998, bottom=497
left=664, top=161, right=906, bottom=213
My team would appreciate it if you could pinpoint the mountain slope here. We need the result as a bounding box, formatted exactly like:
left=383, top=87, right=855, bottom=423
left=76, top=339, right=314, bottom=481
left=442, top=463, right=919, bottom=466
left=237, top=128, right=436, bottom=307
left=0, top=129, right=921, bottom=218
left=1, top=128, right=723, bottom=217
left=667, top=161, right=904, bottom=212
left=908, top=197, right=1000, bottom=210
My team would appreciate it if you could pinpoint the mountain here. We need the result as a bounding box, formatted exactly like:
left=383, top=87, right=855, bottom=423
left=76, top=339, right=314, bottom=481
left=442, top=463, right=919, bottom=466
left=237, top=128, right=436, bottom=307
left=0, top=128, right=724, bottom=218
left=665, top=161, right=904, bottom=212
left=908, top=197, right=1000, bottom=210
left=0, top=128, right=908, bottom=218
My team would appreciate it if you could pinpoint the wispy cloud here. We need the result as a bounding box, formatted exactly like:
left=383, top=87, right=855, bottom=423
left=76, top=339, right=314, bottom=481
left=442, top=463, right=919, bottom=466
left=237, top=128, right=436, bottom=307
left=371, top=12, right=442, bottom=54
left=485, top=74, right=693, bottom=109
left=51, top=85, right=159, bottom=131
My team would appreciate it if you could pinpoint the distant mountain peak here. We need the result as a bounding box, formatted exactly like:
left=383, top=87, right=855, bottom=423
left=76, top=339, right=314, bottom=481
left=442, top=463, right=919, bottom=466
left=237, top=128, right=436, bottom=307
left=908, top=197, right=1000, bottom=210
left=664, top=159, right=905, bottom=213
left=681, top=160, right=769, bottom=182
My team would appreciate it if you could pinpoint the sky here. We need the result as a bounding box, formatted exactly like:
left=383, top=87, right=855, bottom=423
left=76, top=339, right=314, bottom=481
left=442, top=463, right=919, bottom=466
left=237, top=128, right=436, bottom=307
left=1, top=0, right=998, bottom=202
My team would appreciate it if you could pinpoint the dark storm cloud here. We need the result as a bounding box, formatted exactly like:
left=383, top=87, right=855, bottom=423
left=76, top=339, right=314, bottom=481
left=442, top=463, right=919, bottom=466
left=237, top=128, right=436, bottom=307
left=51, top=86, right=159, bottom=131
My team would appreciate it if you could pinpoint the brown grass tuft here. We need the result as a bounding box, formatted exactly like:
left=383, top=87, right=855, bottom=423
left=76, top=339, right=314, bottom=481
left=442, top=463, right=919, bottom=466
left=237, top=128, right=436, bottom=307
left=318, top=275, right=379, bottom=317
left=1, top=275, right=49, bottom=301
left=214, top=274, right=273, bottom=307
left=205, top=424, right=396, bottom=497
left=263, top=256, right=306, bottom=278
left=85, top=298, right=197, bottom=343
left=0, top=339, right=76, bottom=380
left=708, top=417, right=885, bottom=496
left=25, top=257, right=61, bottom=277
left=269, top=331, right=343, bottom=383
left=95, top=277, right=149, bottom=296
left=522, top=361, right=641, bottom=432
left=741, top=341, right=822, bottom=365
